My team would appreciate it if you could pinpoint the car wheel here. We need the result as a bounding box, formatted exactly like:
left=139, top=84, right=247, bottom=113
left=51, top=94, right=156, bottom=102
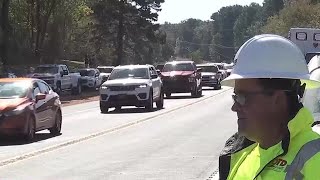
left=56, top=82, right=62, bottom=95
left=49, top=110, right=62, bottom=136
left=191, top=85, right=198, bottom=97
left=72, top=81, right=82, bottom=95
left=197, top=86, right=202, bottom=97
left=145, top=90, right=153, bottom=112
left=24, top=116, right=36, bottom=142
left=92, top=82, right=97, bottom=91
left=100, top=102, right=109, bottom=113
left=156, top=91, right=164, bottom=109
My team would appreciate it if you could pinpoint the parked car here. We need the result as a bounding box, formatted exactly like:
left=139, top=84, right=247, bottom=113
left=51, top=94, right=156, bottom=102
left=29, top=64, right=82, bottom=95
left=0, top=72, right=17, bottom=78
left=196, top=63, right=222, bottom=89
left=0, top=78, right=62, bottom=141
left=99, top=64, right=164, bottom=113
left=97, top=66, right=114, bottom=83
left=78, top=68, right=102, bottom=90
left=161, top=61, right=202, bottom=98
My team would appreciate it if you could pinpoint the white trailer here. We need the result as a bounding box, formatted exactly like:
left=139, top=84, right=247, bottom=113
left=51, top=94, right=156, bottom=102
left=289, top=28, right=320, bottom=63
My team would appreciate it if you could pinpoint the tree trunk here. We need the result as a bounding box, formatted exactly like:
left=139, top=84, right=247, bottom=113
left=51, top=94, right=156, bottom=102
left=35, top=0, right=41, bottom=63
left=0, top=0, right=10, bottom=72
left=115, top=10, right=124, bottom=66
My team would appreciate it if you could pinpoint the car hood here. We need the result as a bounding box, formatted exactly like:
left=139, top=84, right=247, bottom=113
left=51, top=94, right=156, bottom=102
left=161, top=71, right=194, bottom=76
left=202, top=72, right=217, bottom=76
left=102, top=78, right=150, bottom=86
left=0, top=98, right=29, bottom=112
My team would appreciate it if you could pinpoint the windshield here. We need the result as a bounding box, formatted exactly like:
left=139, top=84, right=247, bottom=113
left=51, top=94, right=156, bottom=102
left=97, top=67, right=113, bottom=73
left=109, top=68, right=149, bottom=80
left=197, top=66, right=218, bottom=73
left=79, top=70, right=95, bottom=76
left=162, top=63, right=194, bottom=72
left=34, top=67, right=59, bottom=74
left=0, top=82, right=29, bottom=98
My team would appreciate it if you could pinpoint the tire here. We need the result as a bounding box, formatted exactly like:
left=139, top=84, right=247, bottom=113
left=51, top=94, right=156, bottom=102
left=55, top=82, right=62, bottom=95
left=215, top=80, right=222, bottom=90
left=71, top=81, right=82, bottom=95
left=92, top=82, right=97, bottom=91
left=156, top=91, right=164, bottom=109
left=100, top=102, right=109, bottom=113
left=191, top=85, right=198, bottom=97
left=24, top=116, right=36, bottom=142
left=145, top=90, right=153, bottom=112
left=49, top=110, right=62, bottom=136
left=197, top=86, right=202, bottom=97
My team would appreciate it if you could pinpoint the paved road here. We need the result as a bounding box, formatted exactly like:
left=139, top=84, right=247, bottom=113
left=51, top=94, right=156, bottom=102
left=0, top=87, right=237, bottom=180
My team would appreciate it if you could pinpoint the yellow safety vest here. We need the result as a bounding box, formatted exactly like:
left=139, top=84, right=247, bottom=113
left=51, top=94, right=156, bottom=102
left=223, top=107, right=320, bottom=180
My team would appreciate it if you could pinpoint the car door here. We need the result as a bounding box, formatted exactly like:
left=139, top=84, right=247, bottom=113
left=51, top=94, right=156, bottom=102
left=37, top=80, right=54, bottom=128
left=32, top=82, right=47, bottom=129
left=149, top=67, right=161, bottom=99
left=61, top=65, right=71, bottom=89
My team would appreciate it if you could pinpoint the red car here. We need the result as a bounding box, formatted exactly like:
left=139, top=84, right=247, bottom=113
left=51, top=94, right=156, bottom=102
left=161, top=61, right=202, bottom=98
left=0, top=78, right=62, bottom=141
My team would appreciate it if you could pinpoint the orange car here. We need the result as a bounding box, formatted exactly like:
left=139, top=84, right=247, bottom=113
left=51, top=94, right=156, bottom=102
left=0, top=78, right=62, bottom=141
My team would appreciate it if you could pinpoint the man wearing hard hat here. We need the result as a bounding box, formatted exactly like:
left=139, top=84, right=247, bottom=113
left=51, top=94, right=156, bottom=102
left=218, top=34, right=320, bottom=179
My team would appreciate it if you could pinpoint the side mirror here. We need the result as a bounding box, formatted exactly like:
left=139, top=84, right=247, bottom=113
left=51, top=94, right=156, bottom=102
left=156, top=70, right=161, bottom=75
left=63, top=70, right=68, bottom=75
left=217, top=71, right=222, bottom=74
left=151, top=74, right=158, bottom=79
left=35, top=93, right=46, bottom=102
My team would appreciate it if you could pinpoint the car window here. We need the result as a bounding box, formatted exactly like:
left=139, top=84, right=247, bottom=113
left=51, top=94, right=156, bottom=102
left=0, top=82, right=29, bottom=98
left=32, top=83, right=41, bottom=99
left=163, top=63, right=194, bottom=72
left=38, top=81, right=50, bottom=94
left=150, top=67, right=158, bottom=76
left=109, top=68, right=149, bottom=80
left=197, top=66, right=218, bottom=73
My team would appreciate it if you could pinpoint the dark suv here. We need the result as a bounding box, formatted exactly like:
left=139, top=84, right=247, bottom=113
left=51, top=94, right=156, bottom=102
left=160, top=61, right=202, bottom=98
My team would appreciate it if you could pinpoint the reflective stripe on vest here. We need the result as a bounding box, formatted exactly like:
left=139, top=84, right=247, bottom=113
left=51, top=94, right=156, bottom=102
left=285, top=139, right=320, bottom=180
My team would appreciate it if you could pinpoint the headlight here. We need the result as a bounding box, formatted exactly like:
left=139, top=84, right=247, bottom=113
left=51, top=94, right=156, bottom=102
left=137, top=84, right=147, bottom=88
left=4, top=106, right=26, bottom=116
left=100, top=85, right=109, bottom=90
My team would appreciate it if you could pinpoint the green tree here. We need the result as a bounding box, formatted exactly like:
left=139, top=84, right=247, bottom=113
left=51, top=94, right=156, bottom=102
left=262, top=1, right=320, bottom=36
left=92, top=0, right=164, bottom=66
left=233, top=3, right=263, bottom=47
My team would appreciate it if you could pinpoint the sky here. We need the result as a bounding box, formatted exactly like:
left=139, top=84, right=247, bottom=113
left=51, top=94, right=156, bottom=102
left=157, top=0, right=264, bottom=24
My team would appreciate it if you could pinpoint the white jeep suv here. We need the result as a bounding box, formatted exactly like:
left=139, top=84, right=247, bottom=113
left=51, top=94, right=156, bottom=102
left=99, top=64, right=164, bottom=113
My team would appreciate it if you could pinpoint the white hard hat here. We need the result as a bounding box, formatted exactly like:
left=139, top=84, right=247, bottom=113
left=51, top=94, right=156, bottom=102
left=222, top=34, right=320, bottom=89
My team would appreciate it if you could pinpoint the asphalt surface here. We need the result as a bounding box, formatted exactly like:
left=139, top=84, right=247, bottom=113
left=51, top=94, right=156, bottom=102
left=0, top=87, right=237, bottom=180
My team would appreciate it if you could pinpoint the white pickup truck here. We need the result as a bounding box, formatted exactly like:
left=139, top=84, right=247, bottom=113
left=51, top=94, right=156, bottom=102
left=30, top=64, right=82, bottom=95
